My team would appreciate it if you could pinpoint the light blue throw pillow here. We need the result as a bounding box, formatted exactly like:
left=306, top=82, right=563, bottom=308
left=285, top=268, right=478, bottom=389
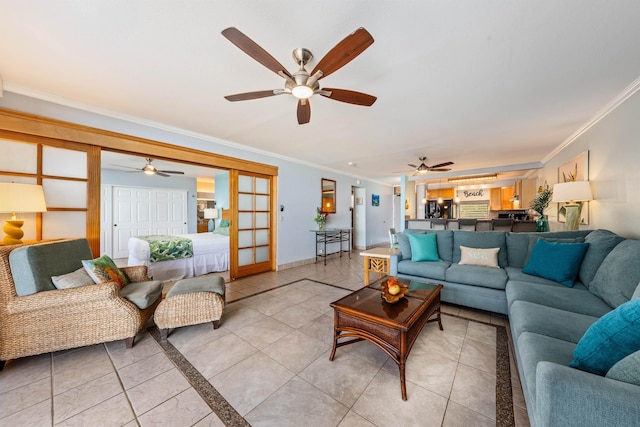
left=522, top=240, right=589, bottom=287
left=570, top=298, right=640, bottom=375
left=606, top=350, right=640, bottom=386
left=407, top=233, right=440, bottom=262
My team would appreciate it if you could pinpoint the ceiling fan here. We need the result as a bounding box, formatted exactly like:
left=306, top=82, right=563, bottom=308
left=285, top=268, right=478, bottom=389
left=221, top=27, right=377, bottom=125
left=114, top=158, right=185, bottom=178
left=394, top=157, right=454, bottom=175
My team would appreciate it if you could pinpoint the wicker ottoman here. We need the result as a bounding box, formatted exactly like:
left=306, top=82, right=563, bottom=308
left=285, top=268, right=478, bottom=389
left=155, top=276, right=226, bottom=340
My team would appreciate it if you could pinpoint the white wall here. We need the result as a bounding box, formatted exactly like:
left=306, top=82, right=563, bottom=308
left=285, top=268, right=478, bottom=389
left=533, top=89, right=640, bottom=239
left=1, top=92, right=393, bottom=265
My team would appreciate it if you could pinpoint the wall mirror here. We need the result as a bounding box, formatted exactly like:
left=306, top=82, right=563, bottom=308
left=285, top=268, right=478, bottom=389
left=321, top=178, right=336, bottom=213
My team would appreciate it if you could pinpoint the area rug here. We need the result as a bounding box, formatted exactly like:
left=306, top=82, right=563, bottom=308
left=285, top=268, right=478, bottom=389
left=148, top=279, right=514, bottom=427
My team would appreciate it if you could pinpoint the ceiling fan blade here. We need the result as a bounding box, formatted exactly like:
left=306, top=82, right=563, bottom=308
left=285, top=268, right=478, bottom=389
left=428, top=161, right=454, bottom=169
left=224, top=90, right=280, bottom=102
left=221, top=27, right=293, bottom=79
left=428, top=168, right=452, bottom=172
left=311, top=28, right=374, bottom=79
left=408, top=164, right=418, bottom=168
left=112, top=164, right=143, bottom=171
left=156, top=172, right=171, bottom=177
left=297, top=99, right=311, bottom=125
left=320, top=88, right=376, bottom=106
left=157, top=170, right=185, bottom=175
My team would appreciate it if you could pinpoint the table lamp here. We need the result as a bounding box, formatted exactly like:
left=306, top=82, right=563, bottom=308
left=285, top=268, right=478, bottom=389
left=0, top=183, right=47, bottom=244
left=204, top=208, right=218, bottom=232
left=552, top=181, right=593, bottom=231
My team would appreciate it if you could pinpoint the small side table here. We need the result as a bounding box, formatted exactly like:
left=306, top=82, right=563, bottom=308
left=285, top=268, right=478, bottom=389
left=360, top=247, right=400, bottom=285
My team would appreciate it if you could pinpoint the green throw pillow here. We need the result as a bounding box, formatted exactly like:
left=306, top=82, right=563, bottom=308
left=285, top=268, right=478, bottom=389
left=213, top=226, right=230, bottom=236
left=570, top=298, right=640, bottom=376
left=407, top=233, right=440, bottom=262
left=522, top=240, right=589, bottom=287
left=82, top=255, right=129, bottom=289
left=219, top=219, right=230, bottom=227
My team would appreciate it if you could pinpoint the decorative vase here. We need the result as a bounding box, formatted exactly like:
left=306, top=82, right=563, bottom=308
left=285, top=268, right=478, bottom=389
left=535, top=215, right=549, bottom=232
left=318, top=221, right=325, bottom=231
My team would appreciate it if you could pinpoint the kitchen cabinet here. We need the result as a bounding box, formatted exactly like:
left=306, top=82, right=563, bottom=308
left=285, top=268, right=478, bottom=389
left=490, top=188, right=502, bottom=210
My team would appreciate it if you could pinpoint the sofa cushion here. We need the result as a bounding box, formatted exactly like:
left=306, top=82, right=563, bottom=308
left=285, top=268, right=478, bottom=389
left=9, top=239, right=94, bottom=296
left=453, top=231, right=507, bottom=267
left=522, top=240, right=589, bottom=287
left=578, top=229, right=624, bottom=289
left=569, top=298, right=640, bottom=375
left=397, top=231, right=422, bottom=260
left=51, top=267, right=95, bottom=290
left=397, top=259, right=450, bottom=281
left=458, top=246, right=500, bottom=268
left=606, top=350, right=640, bottom=386
left=407, top=233, right=440, bottom=262
left=506, top=281, right=612, bottom=317
left=510, top=300, right=598, bottom=343
left=506, top=232, right=530, bottom=268
left=119, top=280, right=163, bottom=309
left=445, top=263, right=508, bottom=289
left=506, top=267, right=588, bottom=289
left=82, top=255, right=129, bottom=289
left=517, top=332, right=576, bottom=401
left=590, top=240, right=640, bottom=308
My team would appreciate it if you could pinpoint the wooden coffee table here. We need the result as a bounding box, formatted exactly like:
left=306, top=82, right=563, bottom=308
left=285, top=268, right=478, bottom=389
left=329, top=277, right=443, bottom=400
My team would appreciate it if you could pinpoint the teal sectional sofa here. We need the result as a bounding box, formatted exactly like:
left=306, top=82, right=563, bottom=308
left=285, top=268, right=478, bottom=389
left=390, top=229, right=640, bottom=427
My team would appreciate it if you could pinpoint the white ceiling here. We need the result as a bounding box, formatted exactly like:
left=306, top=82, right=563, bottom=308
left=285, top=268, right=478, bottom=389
left=2, top=1, right=640, bottom=186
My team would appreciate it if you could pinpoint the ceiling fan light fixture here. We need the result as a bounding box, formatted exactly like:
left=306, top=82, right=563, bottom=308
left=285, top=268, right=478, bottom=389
left=291, top=85, right=314, bottom=99
left=143, top=165, right=156, bottom=175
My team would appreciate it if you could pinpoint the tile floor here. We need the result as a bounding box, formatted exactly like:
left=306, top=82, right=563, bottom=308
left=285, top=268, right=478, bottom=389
left=0, top=250, right=530, bottom=426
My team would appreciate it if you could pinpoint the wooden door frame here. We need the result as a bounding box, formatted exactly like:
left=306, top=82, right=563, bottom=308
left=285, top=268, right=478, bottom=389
left=0, top=108, right=278, bottom=270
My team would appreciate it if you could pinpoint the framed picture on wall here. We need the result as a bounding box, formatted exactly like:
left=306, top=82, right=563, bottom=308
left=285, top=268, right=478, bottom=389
left=355, top=196, right=363, bottom=205
left=372, top=194, right=380, bottom=206
left=557, top=150, right=589, bottom=224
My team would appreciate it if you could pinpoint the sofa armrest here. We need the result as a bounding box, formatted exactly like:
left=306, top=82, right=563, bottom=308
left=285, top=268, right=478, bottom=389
left=390, top=252, right=402, bottom=275
left=6, top=281, right=121, bottom=315
left=120, top=265, right=151, bottom=282
left=536, top=361, right=640, bottom=427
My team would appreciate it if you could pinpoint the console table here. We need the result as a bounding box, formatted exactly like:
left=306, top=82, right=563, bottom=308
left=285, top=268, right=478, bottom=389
left=312, top=228, right=351, bottom=265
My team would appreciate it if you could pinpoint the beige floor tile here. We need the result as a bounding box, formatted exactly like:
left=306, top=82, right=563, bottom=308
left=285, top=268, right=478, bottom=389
left=53, top=372, right=123, bottom=424
left=184, top=333, right=258, bottom=380
left=245, top=376, right=349, bottom=427
left=233, top=316, right=294, bottom=350
left=0, top=398, right=51, bottom=426
left=0, top=353, right=51, bottom=394
left=193, top=412, right=227, bottom=426
left=272, top=304, right=324, bottom=329
left=337, top=410, right=376, bottom=427
left=105, top=331, right=162, bottom=369
left=0, top=376, right=50, bottom=419
left=137, top=388, right=212, bottom=427
left=459, top=338, right=497, bottom=375
left=53, top=345, right=115, bottom=395
left=443, top=400, right=495, bottom=427
left=117, top=351, right=174, bottom=390
left=262, top=330, right=330, bottom=374
left=466, top=320, right=498, bottom=346
left=449, top=364, right=496, bottom=420
left=352, top=369, right=448, bottom=427
left=211, top=351, right=294, bottom=416
left=126, top=368, right=191, bottom=416
left=55, top=392, right=135, bottom=427
left=168, top=320, right=231, bottom=354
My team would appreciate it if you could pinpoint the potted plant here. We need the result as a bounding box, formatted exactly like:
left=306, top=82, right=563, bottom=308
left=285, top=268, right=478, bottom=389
left=314, top=207, right=329, bottom=230
left=530, top=184, right=553, bottom=232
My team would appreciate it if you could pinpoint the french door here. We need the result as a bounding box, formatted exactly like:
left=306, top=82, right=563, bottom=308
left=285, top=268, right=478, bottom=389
left=230, top=170, right=276, bottom=279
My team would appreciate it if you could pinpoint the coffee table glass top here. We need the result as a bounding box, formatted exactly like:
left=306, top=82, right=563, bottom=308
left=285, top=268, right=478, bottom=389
left=331, top=277, right=440, bottom=324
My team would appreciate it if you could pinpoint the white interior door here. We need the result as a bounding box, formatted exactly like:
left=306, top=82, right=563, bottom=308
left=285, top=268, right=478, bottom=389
left=154, top=189, right=188, bottom=235
left=112, top=187, right=153, bottom=259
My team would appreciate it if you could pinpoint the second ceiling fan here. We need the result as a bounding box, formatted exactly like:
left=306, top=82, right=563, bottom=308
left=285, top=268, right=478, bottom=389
left=222, top=27, right=377, bottom=125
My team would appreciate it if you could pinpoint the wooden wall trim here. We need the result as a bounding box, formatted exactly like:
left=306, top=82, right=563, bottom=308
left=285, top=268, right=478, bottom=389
left=0, top=108, right=278, bottom=176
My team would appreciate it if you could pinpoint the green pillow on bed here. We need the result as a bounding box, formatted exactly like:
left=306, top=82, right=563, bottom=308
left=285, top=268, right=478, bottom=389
left=213, top=226, right=230, bottom=236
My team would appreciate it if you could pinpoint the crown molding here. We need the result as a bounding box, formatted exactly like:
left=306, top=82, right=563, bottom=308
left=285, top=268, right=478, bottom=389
left=543, top=75, right=640, bottom=163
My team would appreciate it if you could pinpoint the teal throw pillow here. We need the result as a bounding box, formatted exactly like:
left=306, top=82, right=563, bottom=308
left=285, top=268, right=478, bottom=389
left=82, top=255, right=129, bottom=289
left=522, top=240, right=589, bottom=287
left=570, top=298, right=640, bottom=376
left=213, top=226, right=230, bottom=236
left=407, top=233, right=440, bottom=262
left=219, top=219, right=230, bottom=227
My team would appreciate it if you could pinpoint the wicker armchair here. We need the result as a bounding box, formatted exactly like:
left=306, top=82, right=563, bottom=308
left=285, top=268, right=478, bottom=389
left=0, top=240, right=160, bottom=369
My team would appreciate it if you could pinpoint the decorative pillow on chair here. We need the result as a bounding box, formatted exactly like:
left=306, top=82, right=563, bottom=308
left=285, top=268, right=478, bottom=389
left=522, top=240, right=589, bottom=287
left=458, top=246, right=500, bottom=268
left=82, top=255, right=129, bottom=289
left=51, top=267, right=95, bottom=290
left=570, top=298, right=640, bottom=376
left=407, top=233, right=440, bottom=262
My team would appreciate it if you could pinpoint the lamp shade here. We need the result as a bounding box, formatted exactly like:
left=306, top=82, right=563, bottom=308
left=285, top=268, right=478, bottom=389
left=0, top=183, right=47, bottom=215
left=203, top=208, right=217, bottom=220
left=551, top=181, right=593, bottom=203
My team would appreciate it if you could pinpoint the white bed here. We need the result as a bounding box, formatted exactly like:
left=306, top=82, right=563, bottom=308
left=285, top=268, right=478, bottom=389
left=127, top=232, right=230, bottom=281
